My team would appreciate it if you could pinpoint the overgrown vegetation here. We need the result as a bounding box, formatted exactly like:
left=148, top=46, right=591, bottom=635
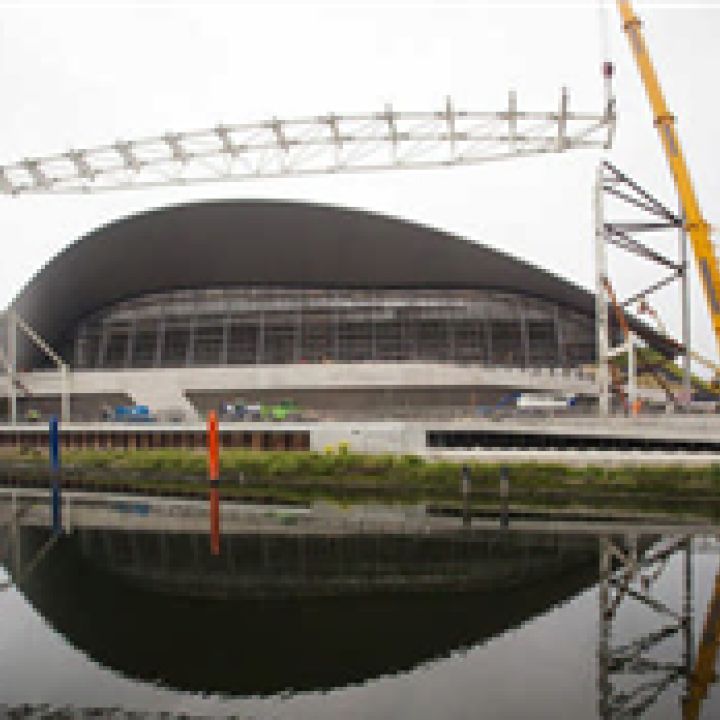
left=3, top=447, right=720, bottom=520
left=5, top=446, right=720, bottom=486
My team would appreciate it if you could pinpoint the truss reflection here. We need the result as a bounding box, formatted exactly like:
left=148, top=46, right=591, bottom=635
left=599, top=534, right=692, bottom=718
left=599, top=534, right=720, bottom=719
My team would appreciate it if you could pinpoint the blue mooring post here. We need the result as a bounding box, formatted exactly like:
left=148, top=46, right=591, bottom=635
left=49, top=416, right=61, bottom=535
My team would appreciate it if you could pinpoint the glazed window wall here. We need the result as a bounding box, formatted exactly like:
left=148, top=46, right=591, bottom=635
left=70, top=287, right=596, bottom=370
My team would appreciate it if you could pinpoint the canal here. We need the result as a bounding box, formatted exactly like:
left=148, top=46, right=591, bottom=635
left=0, top=492, right=718, bottom=718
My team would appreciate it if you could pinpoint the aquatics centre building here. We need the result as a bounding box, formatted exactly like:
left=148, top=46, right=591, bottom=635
left=2, top=199, right=624, bottom=425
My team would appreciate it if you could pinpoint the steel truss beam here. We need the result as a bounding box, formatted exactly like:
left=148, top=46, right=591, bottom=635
left=598, top=535, right=693, bottom=720
left=0, top=90, right=614, bottom=195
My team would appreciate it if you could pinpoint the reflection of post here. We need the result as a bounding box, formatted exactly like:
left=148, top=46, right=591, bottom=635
left=684, top=536, right=694, bottom=698
left=598, top=534, right=693, bottom=719
left=208, top=411, right=221, bottom=556
left=499, top=467, right=509, bottom=529
left=0, top=519, right=9, bottom=590
left=64, top=494, right=72, bottom=534
left=11, top=492, right=21, bottom=578
left=598, top=535, right=611, bottom=720
left=461, top=465, right=471, bottom=528
left=49, top=416, right=62, bottom=535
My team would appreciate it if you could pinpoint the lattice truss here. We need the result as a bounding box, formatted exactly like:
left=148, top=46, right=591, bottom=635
left=0, top=90, right=614, bottom=195
left=598, top=535, right=693, bottom=719
left=600, top=161, right=684, bottom=316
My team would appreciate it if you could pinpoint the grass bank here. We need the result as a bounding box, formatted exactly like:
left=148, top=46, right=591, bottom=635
left=2, top=448, right=720, bottom=519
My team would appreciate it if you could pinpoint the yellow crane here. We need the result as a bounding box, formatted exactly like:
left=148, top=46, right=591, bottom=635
left=616, top=0, right=720, bottom=359
left=683, top=567, right=720, bottom=720
left=617, top=9, right=720, bottom=714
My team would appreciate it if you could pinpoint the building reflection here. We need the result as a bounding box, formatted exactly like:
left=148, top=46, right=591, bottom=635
left=5, top=501, right=718, bottom=715
left=7, top=521, right=599, bottom=696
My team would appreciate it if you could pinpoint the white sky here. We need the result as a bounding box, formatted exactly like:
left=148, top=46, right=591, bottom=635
left=0, top=1, right=718, bottom=359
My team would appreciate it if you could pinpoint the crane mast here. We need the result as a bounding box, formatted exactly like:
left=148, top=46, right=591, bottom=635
left=616, top=0, right=720, bottom=358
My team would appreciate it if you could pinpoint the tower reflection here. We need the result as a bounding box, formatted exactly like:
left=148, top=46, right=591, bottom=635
left=598, top=534, right=720, bottom=720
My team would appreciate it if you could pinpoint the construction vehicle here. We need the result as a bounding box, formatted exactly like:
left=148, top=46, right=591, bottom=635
left=475, top=391, right=520, bottom=418
left=516, top=393, right=577, bottom=412
left=110, top=405, right=155, bottom=423
left=261, top=399, right=302, bottom=422
left=222, top=398, right=302, bottom=422
left=24, top=408, right=41, bottom=423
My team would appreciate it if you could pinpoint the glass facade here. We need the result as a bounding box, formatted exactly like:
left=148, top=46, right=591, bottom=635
left=69, top=286, right=596, bottom=370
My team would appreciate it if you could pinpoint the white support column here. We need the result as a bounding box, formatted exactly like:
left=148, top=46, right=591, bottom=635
left=679, top=212, right=692, bottom=406
left=627, top=334, right=637, bottom=416
left=508, top=90, right=518, bottom=153
left=60, top=364, right=70, bottom=423
left=7, top=311, right=17, bottom=425
left=558, top=87, right=568, bottom=151
left=445, top=96, right=456, bottom=158
left=594, top=165, right=610, bottom=416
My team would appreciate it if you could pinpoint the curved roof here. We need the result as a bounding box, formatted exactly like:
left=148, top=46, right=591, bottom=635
left=12, top=199, right=597, bottom=360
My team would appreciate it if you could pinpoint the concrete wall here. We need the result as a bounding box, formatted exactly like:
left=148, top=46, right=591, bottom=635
left=4, top=362, right=597, bottom=421
left=3, top=415, right=720, bottom=465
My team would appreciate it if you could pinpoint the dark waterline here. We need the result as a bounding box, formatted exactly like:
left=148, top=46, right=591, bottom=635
left=0, top=503, right=718, bottom=718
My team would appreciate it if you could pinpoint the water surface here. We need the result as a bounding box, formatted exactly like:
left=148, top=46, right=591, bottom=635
left=0, top=495, right=718, bottom=718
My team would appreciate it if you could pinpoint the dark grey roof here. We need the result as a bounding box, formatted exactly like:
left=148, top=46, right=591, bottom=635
left=12, top=199, right=599, bottom=362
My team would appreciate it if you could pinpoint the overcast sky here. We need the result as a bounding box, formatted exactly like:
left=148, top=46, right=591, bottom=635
left=0, top=1, right=718, bottom=360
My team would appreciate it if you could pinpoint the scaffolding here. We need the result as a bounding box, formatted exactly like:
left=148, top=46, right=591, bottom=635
left=69, top=286, right=596, bottom=371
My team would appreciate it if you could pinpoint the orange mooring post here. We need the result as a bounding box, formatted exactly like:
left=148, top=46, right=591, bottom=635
left=207, top=411, right=221, bottom=556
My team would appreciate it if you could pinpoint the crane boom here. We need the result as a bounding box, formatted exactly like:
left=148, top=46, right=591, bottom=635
left=616, top=1, right=720, bottom=357
left=683, top=568, right=720, bottom=720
